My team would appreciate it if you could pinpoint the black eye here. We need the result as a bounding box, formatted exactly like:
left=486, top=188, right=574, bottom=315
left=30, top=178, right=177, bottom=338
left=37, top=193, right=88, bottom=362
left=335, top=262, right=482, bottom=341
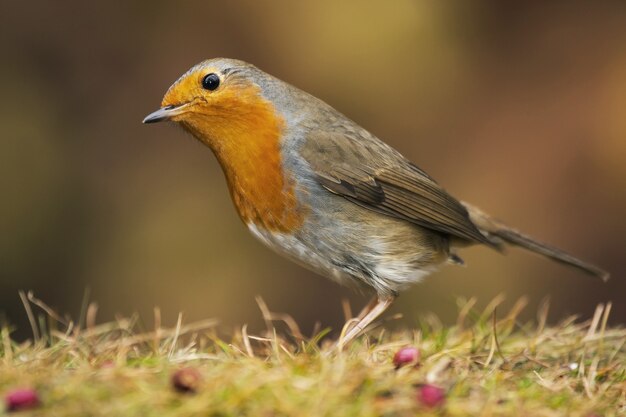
left=201, top=73, right=220, bottom=91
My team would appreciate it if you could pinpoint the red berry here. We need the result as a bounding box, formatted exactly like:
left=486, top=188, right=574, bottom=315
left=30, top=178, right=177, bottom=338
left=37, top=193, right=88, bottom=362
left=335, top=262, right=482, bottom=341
left=418, top=384, right=445, bottom=408
left=171, top=367, right=202, bottom=393
left=5, top=388, right=40, bottom=412
left=393, top=347, right=420, bottom=368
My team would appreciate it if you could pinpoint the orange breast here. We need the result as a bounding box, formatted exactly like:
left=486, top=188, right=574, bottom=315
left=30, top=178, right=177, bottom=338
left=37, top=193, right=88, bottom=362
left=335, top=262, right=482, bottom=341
left=179, top=85, right=306, bottom=233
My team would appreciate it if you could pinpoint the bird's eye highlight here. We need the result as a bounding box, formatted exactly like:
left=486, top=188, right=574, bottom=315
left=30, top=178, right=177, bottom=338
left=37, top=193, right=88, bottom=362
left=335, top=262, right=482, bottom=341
left=201, top=73, right=220, bottom=91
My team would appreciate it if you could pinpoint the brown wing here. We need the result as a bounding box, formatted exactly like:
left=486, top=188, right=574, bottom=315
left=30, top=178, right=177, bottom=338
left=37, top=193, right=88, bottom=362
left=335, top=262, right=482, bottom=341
left=301, top=130, right=498, bottom=247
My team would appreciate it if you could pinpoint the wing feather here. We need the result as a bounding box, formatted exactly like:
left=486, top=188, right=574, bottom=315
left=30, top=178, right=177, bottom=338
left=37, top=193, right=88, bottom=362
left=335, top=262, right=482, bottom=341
left=301, top=130, right=497, bottom=246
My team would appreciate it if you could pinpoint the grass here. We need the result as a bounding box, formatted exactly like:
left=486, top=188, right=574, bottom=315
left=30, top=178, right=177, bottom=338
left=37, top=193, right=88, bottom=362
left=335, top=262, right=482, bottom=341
left=1, top=293, right=625, bottom=417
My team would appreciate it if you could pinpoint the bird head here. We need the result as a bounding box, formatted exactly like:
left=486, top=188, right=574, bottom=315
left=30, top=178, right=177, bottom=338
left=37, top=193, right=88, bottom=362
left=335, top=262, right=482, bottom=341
left=143, top=58, right=302, bottom=232
left=143, top=58, right=283, bottom=152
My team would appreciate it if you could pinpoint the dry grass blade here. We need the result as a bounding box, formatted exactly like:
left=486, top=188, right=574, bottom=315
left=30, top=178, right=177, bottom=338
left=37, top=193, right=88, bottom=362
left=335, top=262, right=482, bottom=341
left=456, top=296, right=477, bottom=330
left=0, top=295, right=623, bottom=417
left=18, top=290, right=40, bottom=343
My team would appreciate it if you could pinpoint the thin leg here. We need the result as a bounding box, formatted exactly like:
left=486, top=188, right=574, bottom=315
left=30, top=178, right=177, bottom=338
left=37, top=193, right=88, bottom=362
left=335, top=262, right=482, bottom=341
left=337, top=296, right=395, bottom=350
left=342, top=296, right=378, bottom=336
left=356, top=296, right=379, bottom=321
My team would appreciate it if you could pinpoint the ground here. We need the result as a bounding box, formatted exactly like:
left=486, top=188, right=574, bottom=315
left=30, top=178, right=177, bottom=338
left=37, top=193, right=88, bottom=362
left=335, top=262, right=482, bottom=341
left=1, top=295, right=624, bottom=417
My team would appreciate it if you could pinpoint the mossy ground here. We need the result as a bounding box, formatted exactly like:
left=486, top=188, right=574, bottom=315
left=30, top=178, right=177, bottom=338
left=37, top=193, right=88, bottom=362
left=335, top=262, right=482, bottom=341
left=1, top=294, right=624, bottom=417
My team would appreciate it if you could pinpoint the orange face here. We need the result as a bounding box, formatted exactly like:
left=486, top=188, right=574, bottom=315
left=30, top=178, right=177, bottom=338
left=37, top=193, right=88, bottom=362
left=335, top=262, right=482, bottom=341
left=144, top=62, right=305, bottom=233
left=158, top=67, right=245, bottom=122
left=147, top=65, right=266, bottom=138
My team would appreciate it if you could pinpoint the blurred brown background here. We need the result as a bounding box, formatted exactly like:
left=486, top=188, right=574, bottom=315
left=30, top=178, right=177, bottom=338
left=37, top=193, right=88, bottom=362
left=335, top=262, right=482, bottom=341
left=1, top=1, right=625, bottom=340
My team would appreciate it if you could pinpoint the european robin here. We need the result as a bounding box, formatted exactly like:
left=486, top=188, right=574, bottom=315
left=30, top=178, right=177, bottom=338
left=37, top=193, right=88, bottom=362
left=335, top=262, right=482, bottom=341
left=144, top=58, right=609, bottom=347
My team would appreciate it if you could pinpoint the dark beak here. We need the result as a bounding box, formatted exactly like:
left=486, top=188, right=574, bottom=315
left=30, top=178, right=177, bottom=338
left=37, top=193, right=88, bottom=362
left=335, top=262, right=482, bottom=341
left=142, top=104, right=189, bottom=124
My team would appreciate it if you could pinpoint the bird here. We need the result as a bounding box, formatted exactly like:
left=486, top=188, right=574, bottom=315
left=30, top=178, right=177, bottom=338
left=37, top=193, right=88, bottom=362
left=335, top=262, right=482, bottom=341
left=143, top=58, right=609, bottom=348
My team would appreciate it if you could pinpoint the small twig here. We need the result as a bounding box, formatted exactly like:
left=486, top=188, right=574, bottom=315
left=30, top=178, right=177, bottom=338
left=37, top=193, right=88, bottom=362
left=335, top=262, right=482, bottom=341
left=523, top=353, right=550, bottom=368
left=254, top=296, right=304, bottom=340
left=247, top=335, right=273, bottom=342
left=599, top=302, right=612, bottom=353
left=168, top=313, right=183, bottom=359
left=19, top=291, right=39, bottom=343
left=536, top=296, right=550, bottom=335
left=310, top=321, right=321, bottom=339
left=256, top=296, right=274, bottom=335
left=484, top=330, right=496, bottom=368
left=77, top=287, right=91, bottom=330
left=241, top=324, right=254, bottom=357
left=86, top=303, right=98, bottom=330
left=279, top=342, right=295, bottom=359
left=26, top=291, right=69, bottom=326
left=493, top=308, right=507, bottom=364
left=505, top=297, right=528, bottom=325
left=480, top=293, right=506, bottom=323
left=457, top=297, right=477, bottom=330
left=585, top=303, right=604, bottom=341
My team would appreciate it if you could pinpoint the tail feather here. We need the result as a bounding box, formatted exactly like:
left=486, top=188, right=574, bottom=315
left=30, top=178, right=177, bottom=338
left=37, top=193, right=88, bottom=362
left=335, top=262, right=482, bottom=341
left=462, top=202, right=610, bottom=282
